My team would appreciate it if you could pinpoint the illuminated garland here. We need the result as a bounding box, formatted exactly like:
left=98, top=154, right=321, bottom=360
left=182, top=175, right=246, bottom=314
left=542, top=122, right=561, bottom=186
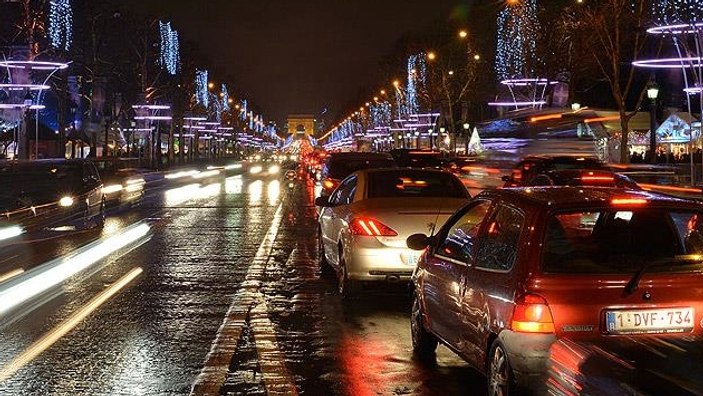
left=49, top=0, right=73, bottom=51
left=371, top=101, right=392, bottom=128
left=221, top=84, right=230, bottom=111
left=159, top=21, right=180, bottom=75
left=496, top=0, right=539, bottom=80
left=195, top=70, right=208, bottom=107
left=653, top=0, right=703, bottom=24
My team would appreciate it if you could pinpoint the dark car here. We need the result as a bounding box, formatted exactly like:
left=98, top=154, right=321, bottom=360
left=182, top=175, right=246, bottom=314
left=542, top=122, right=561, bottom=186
left=100, top=168, right=146, bottom=207
left=0, top=159, right=105, bottom=233
left=319, top=152, right=396, bottom=197
left=502, top=156, right=609, bottom=187
left=408, top=187, right=703, bottom=395
left=523, top=169, right=641, bottom=189
left=390, top=149, right=443, bottom=168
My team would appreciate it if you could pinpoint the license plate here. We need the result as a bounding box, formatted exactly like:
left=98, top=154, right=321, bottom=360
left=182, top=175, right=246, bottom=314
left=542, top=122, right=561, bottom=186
left=605, top=308, right=694, bottom=334
left=406, top=252, right=420, bottom=266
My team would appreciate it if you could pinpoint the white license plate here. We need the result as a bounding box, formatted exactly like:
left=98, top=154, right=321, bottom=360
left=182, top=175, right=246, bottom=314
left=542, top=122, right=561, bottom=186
left=406, top=252, right=420, bottom=266
left=605, top=308, right=694, bottom=334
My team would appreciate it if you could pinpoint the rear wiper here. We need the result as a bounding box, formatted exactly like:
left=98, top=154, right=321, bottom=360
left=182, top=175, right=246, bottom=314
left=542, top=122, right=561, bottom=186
left=624, top=256, right=703, bottom=295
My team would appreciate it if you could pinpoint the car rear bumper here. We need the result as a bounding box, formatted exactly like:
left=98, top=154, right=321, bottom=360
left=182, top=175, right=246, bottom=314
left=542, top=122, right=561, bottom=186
left=498, top=330, right=556, bottom=392
left=347, top=243, right=418, bottom=282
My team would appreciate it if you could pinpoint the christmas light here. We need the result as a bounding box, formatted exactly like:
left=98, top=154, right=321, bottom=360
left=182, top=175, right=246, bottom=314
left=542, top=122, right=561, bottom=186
left=195, top=70, right=209, bottom=107
left=406, top=53, right=427, bottom=115
left=653, top=0, right=703, bottom=25
left=49, top=0, right=73, bottom=51
left=159, top=21, right=181, bottom=75
left=495, top=0, right=539, bottom=80
left=221, top=84, right=230, bottom=111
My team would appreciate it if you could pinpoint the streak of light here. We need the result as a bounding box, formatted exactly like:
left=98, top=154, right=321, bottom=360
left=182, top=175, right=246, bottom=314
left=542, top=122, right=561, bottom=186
left=225, top=176, right=244, bottom=194
left=0, top=225, right=23, bottom=242
left=165, top=170, right=199, bottom=180
left=0, top=267, right=143, bottom=382
left=165, top=183, right=201, bottom=206
left=192, top=170, right=221, bottom=179
left=267, top=180, right=280, bottom=205
left=639, top=183, right=703, bottom=194
left=0, top=268, right=24, bottom=284
left=0, top=223, right=150, bottom=316
left=248, top=180, right=263, bottom=204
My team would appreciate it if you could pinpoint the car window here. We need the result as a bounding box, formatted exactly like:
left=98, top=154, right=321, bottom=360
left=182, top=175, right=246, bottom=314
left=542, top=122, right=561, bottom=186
left=528, top=175, right=553, bottom=186
left=542, top=208, right=703, bottom=274
left=327, top=158, right=395, bottom=180
left=367, top=170, right=468, bottom=199
left=436, top=201, right=491, bottom=263
left=475, top=205, right=525, bottom=271
left=330, top=176, right=357, bottom=206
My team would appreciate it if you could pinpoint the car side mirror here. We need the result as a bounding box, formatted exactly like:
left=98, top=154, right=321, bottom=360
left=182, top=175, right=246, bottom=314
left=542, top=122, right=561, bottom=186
left=315, top=196, right=332, bottom=207
left=501, top=175, right=512, bottom=182
left=407, top=233, right=435, bottom=251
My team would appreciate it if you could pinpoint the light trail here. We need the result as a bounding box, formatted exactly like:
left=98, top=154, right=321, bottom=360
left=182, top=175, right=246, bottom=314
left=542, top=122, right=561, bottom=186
left=0, top=267, right=143, bottom=382
left=0, top=269, right=24, bottom=284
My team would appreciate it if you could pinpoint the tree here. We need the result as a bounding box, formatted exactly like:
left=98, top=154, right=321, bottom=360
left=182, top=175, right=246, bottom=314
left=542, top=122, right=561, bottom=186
left=572, top=0, right=656, bottom=163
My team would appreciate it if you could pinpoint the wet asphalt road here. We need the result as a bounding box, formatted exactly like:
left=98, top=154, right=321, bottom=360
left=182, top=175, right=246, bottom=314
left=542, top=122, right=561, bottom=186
left=0, top=172, right=483, bottom=395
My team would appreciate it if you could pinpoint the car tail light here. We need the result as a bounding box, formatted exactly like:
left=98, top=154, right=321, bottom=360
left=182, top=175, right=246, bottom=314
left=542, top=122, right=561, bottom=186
left=611, top=197, right=648, bottom=206
left=322, top=179, right=339, bottom=191
left=350, top=217, right=398, bottom=237
left=580, top=171, right=614, bottom=184
left=511, top=294, right=555, bottom=334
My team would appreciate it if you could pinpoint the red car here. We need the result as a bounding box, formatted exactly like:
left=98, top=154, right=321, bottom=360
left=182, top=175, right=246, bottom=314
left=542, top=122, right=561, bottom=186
left=408, top=187, right=703, bottom=395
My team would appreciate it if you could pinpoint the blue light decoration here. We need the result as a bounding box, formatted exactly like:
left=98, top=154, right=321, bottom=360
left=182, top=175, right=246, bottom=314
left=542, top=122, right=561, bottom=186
left=370, top=101, right=392, bottom=129
left=221, top=84, right=230, bottom=111
left=406, top=53, right=427, bottom=115
left=159, top=21, right=180, bottom=75
left=240, top=100, right=248, bottom=121
left=653, top=0, right=703, bottom=24
left=495, top=0, right=540, bottom=81
left=49, top=0, right=73, bottom=51
left=195, top=70, right=208, bottom=107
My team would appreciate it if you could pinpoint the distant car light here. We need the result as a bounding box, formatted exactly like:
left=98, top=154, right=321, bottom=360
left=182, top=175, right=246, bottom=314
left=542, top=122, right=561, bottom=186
left=59, top=196, right=74, bottom=207
left=102, top=184, right=124, bottom=194
left=268, top=165, right=280, bottom=174
left=0, top=225, right=23, bottom=242
left=250, top=165, right=263, bottom=175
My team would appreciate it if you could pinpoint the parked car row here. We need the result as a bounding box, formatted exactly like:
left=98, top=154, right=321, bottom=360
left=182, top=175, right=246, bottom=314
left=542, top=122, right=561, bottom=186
left=313, top=150, right=703, bottom=395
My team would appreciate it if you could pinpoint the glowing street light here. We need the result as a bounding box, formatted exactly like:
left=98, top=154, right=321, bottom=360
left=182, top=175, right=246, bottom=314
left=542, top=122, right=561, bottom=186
left=459, top=30, right=468, bottom=39
left=427, top=52, right=436, bottom=61
left=393, top=80, right=400, bottom=88
left=474, top=54, right=481, bottom=61
left=208, top=82, right=215, bottom=89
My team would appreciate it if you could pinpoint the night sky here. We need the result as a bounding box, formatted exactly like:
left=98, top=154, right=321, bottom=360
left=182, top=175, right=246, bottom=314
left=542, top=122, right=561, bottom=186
left=122, top=0, right=472, bottom=124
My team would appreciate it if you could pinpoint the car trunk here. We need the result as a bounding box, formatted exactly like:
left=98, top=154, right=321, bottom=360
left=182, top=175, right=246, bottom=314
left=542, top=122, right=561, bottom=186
left=350, top=197, right=467, bottom=248
left=529, top=273, right=703, bottom=340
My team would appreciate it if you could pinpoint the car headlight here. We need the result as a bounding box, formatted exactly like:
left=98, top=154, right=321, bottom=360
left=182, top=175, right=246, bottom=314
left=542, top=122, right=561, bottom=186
left=268, top=165, right=280, bottom=174
left=102, top=184, right=124, bottom=194
left=59, top=196, right=74, bottom=207
left=250, top=165, right=263, bottom=175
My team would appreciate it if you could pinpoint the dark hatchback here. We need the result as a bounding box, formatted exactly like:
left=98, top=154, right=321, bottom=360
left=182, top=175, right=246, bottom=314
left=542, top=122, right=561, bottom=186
left=319, top=152, right=396, bottom=197
left=0, top=159, right=105, bottom=233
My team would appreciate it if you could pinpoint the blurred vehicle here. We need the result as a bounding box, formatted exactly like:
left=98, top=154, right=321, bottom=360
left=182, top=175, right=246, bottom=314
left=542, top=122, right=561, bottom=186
left=319, top=152, right=396, bottom=197
left=248, top=161, right=282, bottom=178
left=502, top=155, right=609, bottom=187
left=408, top=187, right=703, bottom=395
left=390, top=149, right=443, bottom=168
left=0, top=159, right=105, bottom=233
left=521, top=169, right=640, bottom=189
left=100, top=168, right=145, bottom=207
left=316, top=168, right=469, bottom=297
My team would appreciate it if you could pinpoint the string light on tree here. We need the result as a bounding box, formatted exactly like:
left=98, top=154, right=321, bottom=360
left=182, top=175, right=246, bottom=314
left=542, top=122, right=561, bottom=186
left=159, top=21, right=181, bottom=75
left=495, top=0, right=540, bottom=80
left=195, top=70, right=209, bottom=107
left=406, top=53, right=427, bottom=115
left=49, top=0, right=73, bottom=51
left=653, top=0, right=703, bottom=24
left=221, top=84, right=230, bottom=111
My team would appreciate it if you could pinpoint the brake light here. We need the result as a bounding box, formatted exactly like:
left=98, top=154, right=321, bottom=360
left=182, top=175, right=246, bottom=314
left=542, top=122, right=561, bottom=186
left=350, top=217, right=398, bottom=237
left=580, top=171, right=614, bottom=183
left=611, top=198, right=648, bottom=206
left=511, top=294, right=555, bottom=333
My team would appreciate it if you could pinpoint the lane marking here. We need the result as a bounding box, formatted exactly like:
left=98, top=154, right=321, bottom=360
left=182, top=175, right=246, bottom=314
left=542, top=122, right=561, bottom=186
left=0, top=268, right=24, bottom=284
left=191, top=202, right=297, bottom=395
left=0, top=267, right=143, bottom=383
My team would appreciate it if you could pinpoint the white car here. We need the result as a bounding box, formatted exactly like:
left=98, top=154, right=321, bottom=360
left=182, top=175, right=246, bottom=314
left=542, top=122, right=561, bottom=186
left=316, top=168, right=470, bottom=297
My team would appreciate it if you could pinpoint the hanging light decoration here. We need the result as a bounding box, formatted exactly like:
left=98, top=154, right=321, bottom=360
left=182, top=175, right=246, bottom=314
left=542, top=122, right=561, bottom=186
left=221, top=83, right=230, bottom=111
left=495, top=0, right=540, bottom=81
left=159, top=21, right=181, bottom=75
left=49, top=0, right=73, bottom=51
left=195, top=70, right=209, bottom=107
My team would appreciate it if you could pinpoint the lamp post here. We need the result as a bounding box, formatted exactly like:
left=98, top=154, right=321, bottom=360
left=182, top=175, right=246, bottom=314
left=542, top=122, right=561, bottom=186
left=647, top=80, right=660, bottom=164
left=463, top=123, right=470, bottom=154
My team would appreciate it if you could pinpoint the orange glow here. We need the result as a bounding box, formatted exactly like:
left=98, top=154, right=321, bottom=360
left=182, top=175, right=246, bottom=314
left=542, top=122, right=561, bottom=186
left=512, top=294, right=555, bottom=334
left=350, top=217, right=398, bottom=237
left=580, top=175, right=614, bottom=182
left=461, top=165, right=502, bottom=174
left=322, top=179, right=337, bottom=190
left=639, top=183, right=703, bottom=194
left=611, top=198, right=648, bottom=205
left=584, top=116, right=620, bottom=123
left=530, top=114, right=563, bottom=123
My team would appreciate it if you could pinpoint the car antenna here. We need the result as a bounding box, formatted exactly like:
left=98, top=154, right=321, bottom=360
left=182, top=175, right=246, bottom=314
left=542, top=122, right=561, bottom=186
left=429, top=181, right=450, bottom=237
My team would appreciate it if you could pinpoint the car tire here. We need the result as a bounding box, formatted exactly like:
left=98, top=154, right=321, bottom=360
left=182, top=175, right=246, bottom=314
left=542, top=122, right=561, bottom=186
left=487, top=340, right=520, bottom=396
left=94, top=200, right=105, bottom=229
left=318, top=228, right=335, bottom=278
left=411, top=293, right=438, bottom=360
left=338, top=255, right=360, bottom=299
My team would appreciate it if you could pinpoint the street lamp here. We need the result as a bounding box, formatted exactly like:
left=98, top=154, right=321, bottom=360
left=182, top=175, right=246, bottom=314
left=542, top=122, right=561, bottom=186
left=427, top=52, right=436, bottom=61
left=647, top=79, right=660, bottom=164
left=458, top=30, right=468, bottom=39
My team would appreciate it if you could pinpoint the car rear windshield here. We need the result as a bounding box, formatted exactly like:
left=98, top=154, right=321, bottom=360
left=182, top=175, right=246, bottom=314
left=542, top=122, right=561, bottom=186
left=327, top=158, right=395, bottom=179
left=367, top=170, right=467, bottom=199
left=542, top=208, right=703, bottom=274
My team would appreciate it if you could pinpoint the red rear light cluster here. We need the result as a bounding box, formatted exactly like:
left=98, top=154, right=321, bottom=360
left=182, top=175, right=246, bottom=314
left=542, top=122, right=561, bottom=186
left=511, top=294, right=555, bottom=334
left=322, top=179, right=338, bottom=190
left=350, top=217, right=398, bottom=237
left=580, top=171, right=614, bottom=184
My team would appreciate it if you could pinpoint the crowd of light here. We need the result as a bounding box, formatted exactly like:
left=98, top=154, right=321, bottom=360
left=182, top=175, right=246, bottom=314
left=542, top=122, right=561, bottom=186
left=159, top=21, right=181, bottom=75
left=495, top=0, right=539, bottom=81
left=653, top=0, right=703, bottom=24
left=195, top=70, right=209, bottom=107
left=406, top=53, right=426, bottom=116
left=49, top=0, right=73, bottom=51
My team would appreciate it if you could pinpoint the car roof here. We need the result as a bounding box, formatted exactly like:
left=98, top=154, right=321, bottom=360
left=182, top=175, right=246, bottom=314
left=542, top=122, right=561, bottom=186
left=478, top=187, right=698, bottom=210
left=360, top=167, right=451, bottom=175
left=327, top=152, right=394, bottom=160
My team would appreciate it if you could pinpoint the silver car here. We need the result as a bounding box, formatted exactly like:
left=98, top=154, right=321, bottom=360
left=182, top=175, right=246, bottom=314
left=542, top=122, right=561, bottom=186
left=316, top=168, right=470, bottom=297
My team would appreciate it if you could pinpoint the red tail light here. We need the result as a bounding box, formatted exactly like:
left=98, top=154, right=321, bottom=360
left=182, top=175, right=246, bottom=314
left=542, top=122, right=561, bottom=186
left=350, top=217, right=398, bottom=237
left=511, top=294, right=555, bottom=334
left=322, top=179, right=339, bottom=191
left=580, top=171, right=614, bottom=184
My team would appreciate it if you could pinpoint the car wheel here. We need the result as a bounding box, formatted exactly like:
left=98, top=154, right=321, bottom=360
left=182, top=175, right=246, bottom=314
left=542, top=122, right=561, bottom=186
left=411, top=293, right=438, bottom=360
left=337, top=255, right=360, bottom=299
left=488, top=340, right=518, bottom=396
left=318, top=228, right=334, bottom=278
left=94, top=200, right=105, bottom=228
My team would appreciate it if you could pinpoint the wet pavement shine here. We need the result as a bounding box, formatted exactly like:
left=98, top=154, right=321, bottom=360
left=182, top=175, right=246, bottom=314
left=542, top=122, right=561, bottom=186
left=0, top=174, right=484, bottom=395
